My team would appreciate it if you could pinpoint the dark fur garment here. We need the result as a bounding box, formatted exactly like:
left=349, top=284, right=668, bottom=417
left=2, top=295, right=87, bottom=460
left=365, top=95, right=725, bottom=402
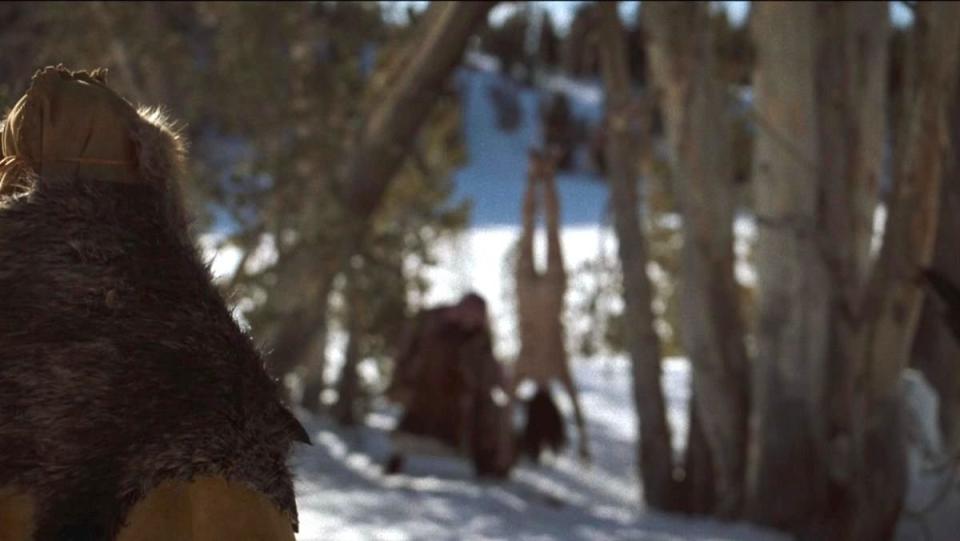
left=0, top=67, right=306, bottom=539
left=520, top=385, right=567, bottom=463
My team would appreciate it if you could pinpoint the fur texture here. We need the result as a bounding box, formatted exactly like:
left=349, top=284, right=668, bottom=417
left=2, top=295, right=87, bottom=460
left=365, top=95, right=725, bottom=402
left=0, top=67, right=305, bottom=539
left=520, top=385, right=567, bottom=463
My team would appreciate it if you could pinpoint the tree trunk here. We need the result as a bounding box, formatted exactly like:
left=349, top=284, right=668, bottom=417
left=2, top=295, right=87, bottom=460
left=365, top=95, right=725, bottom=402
left=345, top=1, right=494, bottom=218
left=911, top=67, right=960, bottom=453
left=595, top=2, right=680, bottom=512
left=333, top=329, right=361, bottom=427
left=263, top=260, right=337, bottom=404
left=682, top=399, right=716, bottom=514
left=334, top=278, right=363, bottom=426
left=746, top=3, right=832, bottom=529
left=643, top=2, right=749, bottom=518
left=748, top=2, right=959, bottom=538
left=839, top=5, right=960, bottom=538
left=299, top=295, right=332, bottom=412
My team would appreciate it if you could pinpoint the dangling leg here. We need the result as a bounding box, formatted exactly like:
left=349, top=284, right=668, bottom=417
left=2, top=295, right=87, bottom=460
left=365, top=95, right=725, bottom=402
left=559, top=369, right=591, bottom=463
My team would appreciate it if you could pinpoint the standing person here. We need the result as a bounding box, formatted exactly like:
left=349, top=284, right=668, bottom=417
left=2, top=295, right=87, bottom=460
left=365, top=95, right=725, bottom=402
left=513, top=148, right=590, bottom=462
left=385, top=293, right=513, bottom=478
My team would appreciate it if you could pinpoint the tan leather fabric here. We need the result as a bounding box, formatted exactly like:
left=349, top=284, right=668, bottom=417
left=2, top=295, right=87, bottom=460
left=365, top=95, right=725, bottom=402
left=0, top=488, right=34, bottom=541
left=0, top=66, right=140, bottom=194
left=116, top=477, right=296, bottom=541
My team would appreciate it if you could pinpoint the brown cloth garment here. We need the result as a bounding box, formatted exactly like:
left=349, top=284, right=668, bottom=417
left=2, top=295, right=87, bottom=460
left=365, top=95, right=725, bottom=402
left=0, top=66, right=303, bottom=540
left=512, top=149, right=590, bottom=460
left=387, top=295, right=514, bottom=477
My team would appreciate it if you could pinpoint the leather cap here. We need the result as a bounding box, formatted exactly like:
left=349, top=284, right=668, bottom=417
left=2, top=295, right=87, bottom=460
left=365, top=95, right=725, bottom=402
left=1, top=65, right=141, bottom=192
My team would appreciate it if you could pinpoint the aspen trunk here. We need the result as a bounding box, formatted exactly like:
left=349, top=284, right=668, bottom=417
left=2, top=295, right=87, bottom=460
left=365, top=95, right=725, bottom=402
left=747, top=3, right=831, bottom=528
left=644, top=2, right=749, bottom=517
left=749, top=3, right=958, bottom=538
left=596, top=2, right=680, bottom=511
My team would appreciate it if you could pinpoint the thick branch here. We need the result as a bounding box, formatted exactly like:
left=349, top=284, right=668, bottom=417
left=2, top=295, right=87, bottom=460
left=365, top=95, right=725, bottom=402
left=345, top=1, right=494, bottom=218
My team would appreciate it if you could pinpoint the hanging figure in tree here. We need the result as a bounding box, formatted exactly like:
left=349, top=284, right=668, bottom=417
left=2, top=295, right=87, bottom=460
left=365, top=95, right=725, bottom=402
left=512, top=148, right=590, bottom=463
left=385, top=293, right=514, bottom=478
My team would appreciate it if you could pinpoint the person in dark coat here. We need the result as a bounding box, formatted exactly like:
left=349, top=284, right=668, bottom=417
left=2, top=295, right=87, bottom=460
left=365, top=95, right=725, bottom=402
left=0, top=66, right=307, bottom=540
left=386, top=293, right=514, bottom=478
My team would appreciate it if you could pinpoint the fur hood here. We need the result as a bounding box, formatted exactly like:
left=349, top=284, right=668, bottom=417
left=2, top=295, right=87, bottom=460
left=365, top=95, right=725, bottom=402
left=0, top=66, right=306, bottom=539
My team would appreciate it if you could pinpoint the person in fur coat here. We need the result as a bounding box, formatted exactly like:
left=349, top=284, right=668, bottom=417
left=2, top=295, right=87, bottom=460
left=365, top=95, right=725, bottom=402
left=0, top=66, right=307, bottom=540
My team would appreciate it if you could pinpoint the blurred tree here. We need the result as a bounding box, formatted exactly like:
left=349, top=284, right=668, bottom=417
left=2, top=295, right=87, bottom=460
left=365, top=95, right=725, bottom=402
left=644, top=1, right=749, bottom=518
left=595, top=2, right=682, bottom=512
left=911, top=70, right=960, bottom=455
left=747, top=3, right=959, bottom=538
left=477, top=5, right=531, bottom=80
left=563, top=3, right=601, bottom=79
left=538, top=11, right=560, bottom=70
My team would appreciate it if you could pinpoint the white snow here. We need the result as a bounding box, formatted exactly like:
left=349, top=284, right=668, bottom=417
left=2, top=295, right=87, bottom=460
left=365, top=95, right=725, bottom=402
left=291, top=356, right=787, bottom=541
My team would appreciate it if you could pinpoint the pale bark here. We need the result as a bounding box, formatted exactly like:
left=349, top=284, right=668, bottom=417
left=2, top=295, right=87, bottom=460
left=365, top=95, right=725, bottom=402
left=644, top=2, right=749, bottom=517
left=747, top=4, right=831, bottom=528
left=814, top=5, right=890, bottom=506
left=840, top=5, right=960, bottom=538
left=912, top=73, right=960, bottom=452
left=596, top=3, right=680, bottom=511
left=749, top=2, right=958, bottom=538
left=345, top=1, right=495, bottom=218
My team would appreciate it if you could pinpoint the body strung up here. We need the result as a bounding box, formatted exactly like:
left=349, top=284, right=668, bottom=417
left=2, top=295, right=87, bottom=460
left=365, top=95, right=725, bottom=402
left=512, top=148, right=590, bottom=462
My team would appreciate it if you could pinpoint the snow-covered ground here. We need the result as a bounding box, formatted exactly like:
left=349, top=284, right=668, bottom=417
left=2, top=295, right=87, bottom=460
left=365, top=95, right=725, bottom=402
left=291, top=357, right=787, bottom=541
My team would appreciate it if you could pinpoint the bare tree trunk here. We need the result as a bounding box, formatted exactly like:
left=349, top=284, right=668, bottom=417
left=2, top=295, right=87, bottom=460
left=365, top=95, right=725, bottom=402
left=334, top=276, right=363, bottom=426
left=682, top=402, right=716, bottom=514
left=333, top=328, right=361, bottom=427
left=643, top=2, right=749, bottom=518
left=839, top=5, right=960, bottom=538
left=263, top=258, right=337, bottom=396
left=345, top=1, right=494, bottom=218
left=911, top=67, right=960, bottom=453
left=814, top=9, right=890, bottom=525
left=746, top=3, right=831, bottom=529
left=299, top=291, right=333, bottom=412
left=748, top=2, right=958, bottom=538
left=595, top=2, right=680, bottom=512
